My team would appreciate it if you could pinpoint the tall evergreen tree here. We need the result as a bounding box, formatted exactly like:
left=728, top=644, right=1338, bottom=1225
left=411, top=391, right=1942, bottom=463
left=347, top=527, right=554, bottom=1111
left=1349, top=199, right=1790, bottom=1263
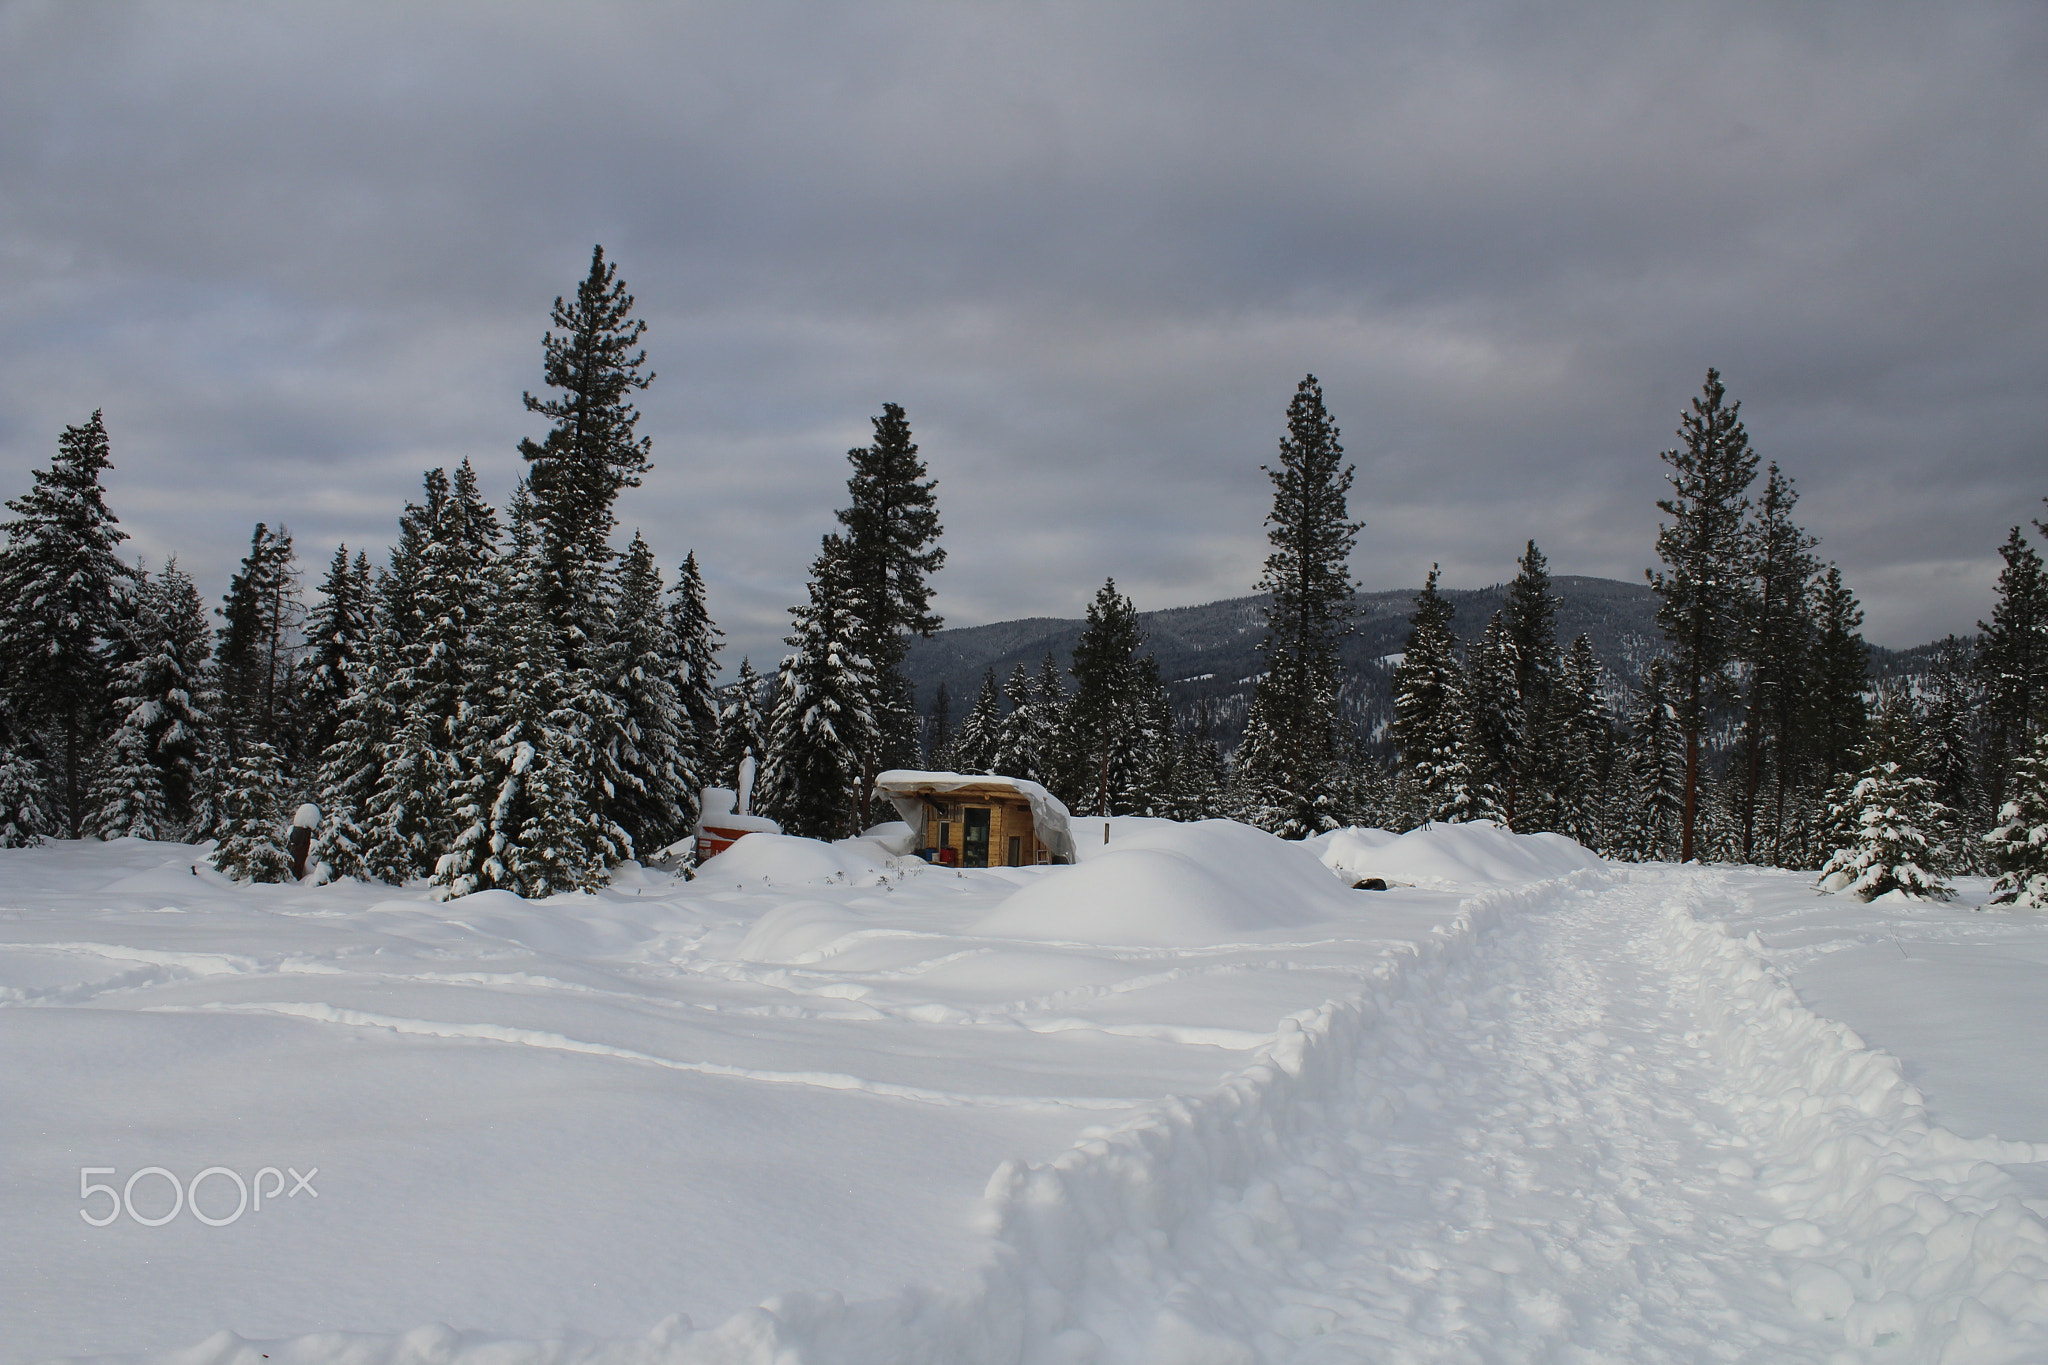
left=1808, top=564, right=1870, bottom=787
left=0, top=698, right=53, bottom=847
left=1921, top=635, right=1985, bottom=873
left=1498, top=541, right=1560, bottom=827
left=91, top=561, right=214, bottom=839
left=1463, top=612, right=1522, bottom=824
left=1060, top=578, right=1152, bottom=817
left=597, top=534, right=689, bottom=858
left=210, top=741, right=296, bottom=883
left=1546, top=633, right=1613, bottom=850
left=1391, top=567, right=1466, bottom=828
left=0, top=410, right=137, bottom=838
left=758, top=537, right=881, bottom=839
left=1618, top=656, right=1687, bottom=861
left=945, top=668, right=1003, bottom=774
left=668, top=551, right=723, bottom=808
left=1736, top=463, right=1819, bottom=862
left=215, top=522, right=303, bottom=769
left=835, top=402, right=944, bottom=800
left=518, top=245, right=653, bottom=663
left=301, top=546, right=373, bottom=770
left=992, top=662, right=1047, bottom=782
left=1243, top=375, right=1360, bottom=837
left=1977, top=522, right=2047, bottom=811
left=714, top=657, right=769, bottom=791
left=1648, top=368, right=1759, bottom=861
left=1984, top=728, right=2048, bottom=909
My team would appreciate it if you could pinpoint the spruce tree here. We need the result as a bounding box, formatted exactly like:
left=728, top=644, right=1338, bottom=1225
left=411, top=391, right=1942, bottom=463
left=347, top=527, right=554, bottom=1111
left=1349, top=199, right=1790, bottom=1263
left=1498, top=541, right=1560, bottom=827
left=945, top=668, right=1002, bottom=773
left=91, top=561, right=214, bottom=839
left=1921, top=636, right=1985, bottom=873
left=1060, top=578, right=1151, bottom=817
left=1546, top=633, right=1613, bottom=850
left=1977, top=523, right=2047, bottom=812
left=1244, top=375, right=1360, bottom=837
left=0, top=699, right=52, bottom=847
left=597, top=534, right=690, bottom=857
left=518, top=245, right=654, bottom=660
left=1808, top=564, right=1870, bottom=787
left=1817, top=687, right=1952, bottom=902
left=1984, top=729, right=2048, bottom=909
left=209, top=741, right=296, bottom=883
left=1648, top=368, right=1759, bottom=861
left=215, top=523, right=303, bottom=769
left=1619, top=656, right=1686, bottom=861
left=992, top=662, right=1046, bottom=782
left=835, top=402, right=944, bottom=782
left=714, top=657, right=769, bottom=792
left=0, top=410, right=137, bottom=838
left=757, top=537, right=881, bottom=839
left=1736, top=463, right=1819, bottom=862
left=301, top=546, right=374, bottom=768
left=1391, top=567, right=1466, bottom=827
left=1463, top=612, right=1523, bottom=826
left=668, top=551, right=723, bottom=808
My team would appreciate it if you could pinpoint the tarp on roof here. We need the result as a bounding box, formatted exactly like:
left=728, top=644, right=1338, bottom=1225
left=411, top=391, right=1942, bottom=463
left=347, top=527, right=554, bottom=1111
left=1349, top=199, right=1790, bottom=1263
left=874, top=769, right=1076, bottom=863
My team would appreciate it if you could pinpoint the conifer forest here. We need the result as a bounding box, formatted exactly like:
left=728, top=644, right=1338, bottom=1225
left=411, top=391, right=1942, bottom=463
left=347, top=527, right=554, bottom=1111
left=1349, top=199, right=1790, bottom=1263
left=2, top=249, right=2044, bottom=910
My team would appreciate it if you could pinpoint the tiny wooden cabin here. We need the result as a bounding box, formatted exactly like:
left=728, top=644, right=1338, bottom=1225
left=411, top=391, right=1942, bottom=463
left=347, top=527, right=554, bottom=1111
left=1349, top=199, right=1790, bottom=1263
left=873, top=771, right=1075, bottom=868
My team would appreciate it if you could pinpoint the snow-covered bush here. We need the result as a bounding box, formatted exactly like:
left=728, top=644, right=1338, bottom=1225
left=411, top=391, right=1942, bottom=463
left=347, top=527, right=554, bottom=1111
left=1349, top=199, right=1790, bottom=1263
left=1984, top=732, right=2048, bottom=909
left=1816, top=690, right=1952, bottom=902
left=209, top=742, right=296, bottom=883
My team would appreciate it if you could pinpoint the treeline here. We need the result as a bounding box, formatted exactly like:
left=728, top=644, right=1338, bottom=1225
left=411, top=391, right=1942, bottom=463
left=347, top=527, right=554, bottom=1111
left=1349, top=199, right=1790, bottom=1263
left=2, top=257, right=2044, bottom=909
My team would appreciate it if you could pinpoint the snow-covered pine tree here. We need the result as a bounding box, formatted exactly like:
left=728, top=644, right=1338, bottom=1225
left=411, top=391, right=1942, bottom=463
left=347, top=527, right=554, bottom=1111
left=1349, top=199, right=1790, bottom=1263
left=1817, top=687, right=1953, bottom=901
left=90, top=560, right=215, bottom=839
left=1243, top=375, right=1359, bottom=838
left=836, top=402, right=944, bottom=778
left=597, top=533, right=689, bottom=858
left=1169, top=703, right=1228, bottom=822
left=668, top=550, right=723, bottom=812
left=1617, top=656, right=1686, bottom=861
left=757, top=537, right=881, bottom=839
left=1058, top=578, right=1153, bottom=817
left=1735, top=462, right=1819, bottom=863
left=301, top=545, right=374, bottom=770
left=0, top=410, right=137, bottom=838
left=1033, top=652, right=1068, bottom=773
left=215, top=522, right=304, bottom=770
left=0, top=699, right=51, bottom=847
left=945, top=668, right=1002, bottom=774
left=1463, top=612, right=1523, bottom=826
left=714, top=657, right=768, bottom=792
left=1649, top=369, right=1759, bottom=861
left=1920, top=635, right=1986, bottom=874
left=1390, top=567, right=1466, bottom=829
left=1976, top=523, right=2047, bottom=816
left=437, top=540, right=617, bottom=899
left=1545, top=633, right=1613, bottom=850
left=1807, top=564, right=1871, bottom=790
left=209, top=741, right=296, bottom=882
left=1984, top=729, right=2048, bottom=909
left=991, top=663, right=1044, bottom=783
left=1497, top=541, right=1559, bottom=828
left=518, top=246, right=654, bottom=667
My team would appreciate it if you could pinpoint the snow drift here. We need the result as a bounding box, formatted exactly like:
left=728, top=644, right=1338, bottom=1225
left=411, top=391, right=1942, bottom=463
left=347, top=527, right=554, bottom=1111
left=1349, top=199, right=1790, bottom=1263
left=1308, top=819, right=1604, bottom=890
left=971, top=819, right=1355, bottom=946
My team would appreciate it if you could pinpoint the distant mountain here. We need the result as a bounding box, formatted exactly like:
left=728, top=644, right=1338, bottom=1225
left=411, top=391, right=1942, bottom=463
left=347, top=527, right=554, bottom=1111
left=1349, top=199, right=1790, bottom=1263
left=905, top=576, right=1669, bottom=748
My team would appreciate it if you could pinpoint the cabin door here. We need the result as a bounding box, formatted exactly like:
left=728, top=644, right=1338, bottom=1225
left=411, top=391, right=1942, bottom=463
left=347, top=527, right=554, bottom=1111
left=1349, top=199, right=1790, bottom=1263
left=961, top=808, right=991, bottom=867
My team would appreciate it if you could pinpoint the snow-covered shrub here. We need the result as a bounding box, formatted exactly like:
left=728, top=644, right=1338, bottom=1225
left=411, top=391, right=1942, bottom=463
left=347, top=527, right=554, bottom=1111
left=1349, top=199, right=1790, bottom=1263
left=1984, top=732, right=2048, bottom=909
left=0, top=741, right=51, bottom=847
left=1816, top=690, right=1952, bottom=902
left=209, top=742, right=296, bottom=883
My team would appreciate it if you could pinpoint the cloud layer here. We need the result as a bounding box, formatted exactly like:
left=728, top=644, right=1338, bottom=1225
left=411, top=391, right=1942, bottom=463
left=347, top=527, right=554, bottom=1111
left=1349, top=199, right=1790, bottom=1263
left=2, top=1, right=2042, bottom=663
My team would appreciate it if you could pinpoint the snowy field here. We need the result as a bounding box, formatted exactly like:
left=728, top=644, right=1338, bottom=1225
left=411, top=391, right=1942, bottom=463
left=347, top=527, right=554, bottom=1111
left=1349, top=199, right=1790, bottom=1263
left=4, top=822, right=2047, bottom=1364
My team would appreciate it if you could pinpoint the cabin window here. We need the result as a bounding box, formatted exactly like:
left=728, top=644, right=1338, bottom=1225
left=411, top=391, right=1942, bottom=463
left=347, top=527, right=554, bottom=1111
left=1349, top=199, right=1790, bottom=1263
left=962, top=808, right=991, bottom=867
left=1007, top=835, right=1021, bottom=866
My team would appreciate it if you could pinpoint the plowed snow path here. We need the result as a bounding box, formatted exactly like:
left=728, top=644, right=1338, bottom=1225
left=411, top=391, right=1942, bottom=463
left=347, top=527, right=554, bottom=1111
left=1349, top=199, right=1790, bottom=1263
left=1077, top=869, right=2046, bottom=1365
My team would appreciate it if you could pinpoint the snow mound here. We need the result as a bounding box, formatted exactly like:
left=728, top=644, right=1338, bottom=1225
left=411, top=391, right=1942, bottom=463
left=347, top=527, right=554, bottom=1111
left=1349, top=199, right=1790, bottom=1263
left=1310, top=821, right=1602, bottom=889
left=972, top=819, right=1354, bottom=946
left=694, top=832, right=884, bottom=886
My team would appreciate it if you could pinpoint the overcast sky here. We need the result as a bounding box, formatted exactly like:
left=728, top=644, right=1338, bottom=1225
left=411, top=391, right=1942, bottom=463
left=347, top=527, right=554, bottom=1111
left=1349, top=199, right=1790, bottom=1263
left=2, top=1, right=2042, bottom=667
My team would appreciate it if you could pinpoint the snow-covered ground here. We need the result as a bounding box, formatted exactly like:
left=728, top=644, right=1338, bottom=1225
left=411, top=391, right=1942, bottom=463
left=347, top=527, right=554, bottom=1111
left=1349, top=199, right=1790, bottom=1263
left=3, top=822, right=2045, bottom=1363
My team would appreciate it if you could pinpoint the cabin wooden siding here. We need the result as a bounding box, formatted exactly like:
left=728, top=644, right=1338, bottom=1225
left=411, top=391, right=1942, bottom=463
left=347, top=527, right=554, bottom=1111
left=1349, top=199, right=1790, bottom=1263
left=909, top=789, right=1051, bottom=866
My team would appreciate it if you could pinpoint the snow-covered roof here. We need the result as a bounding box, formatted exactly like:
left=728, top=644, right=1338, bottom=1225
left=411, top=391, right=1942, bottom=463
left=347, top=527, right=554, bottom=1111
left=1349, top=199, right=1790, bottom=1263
left=873, top=770, right=1075, bottom=861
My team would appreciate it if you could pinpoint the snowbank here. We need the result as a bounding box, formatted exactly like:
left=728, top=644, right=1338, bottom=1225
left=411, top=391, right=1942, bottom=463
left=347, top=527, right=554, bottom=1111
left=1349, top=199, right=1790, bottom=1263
left=693, top=832, right=885, bottom=886
left=971, top=819, right=1356, bottom=946
left=1308, top=820, right=1604, bottom=889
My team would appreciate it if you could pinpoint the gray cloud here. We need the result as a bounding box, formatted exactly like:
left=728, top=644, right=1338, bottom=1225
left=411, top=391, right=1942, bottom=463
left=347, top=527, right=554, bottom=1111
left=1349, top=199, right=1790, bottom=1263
left=1, top=0, right=2042, bottom=667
